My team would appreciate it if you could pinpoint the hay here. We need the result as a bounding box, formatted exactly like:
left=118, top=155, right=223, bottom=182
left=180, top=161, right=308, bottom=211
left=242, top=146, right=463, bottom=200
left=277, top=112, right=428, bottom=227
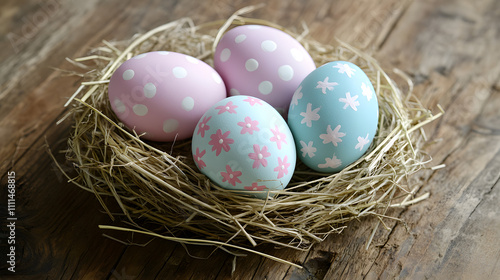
left=57, top=6, right=442, bottom=265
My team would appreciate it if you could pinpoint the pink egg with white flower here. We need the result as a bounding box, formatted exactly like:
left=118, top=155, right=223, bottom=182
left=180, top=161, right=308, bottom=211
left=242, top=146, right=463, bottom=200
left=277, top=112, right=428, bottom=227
left=191, top=95, right=296, bottom=199
left=108, top=51, right=226, bottom=142
left=214, top=25, right=316, bottom=116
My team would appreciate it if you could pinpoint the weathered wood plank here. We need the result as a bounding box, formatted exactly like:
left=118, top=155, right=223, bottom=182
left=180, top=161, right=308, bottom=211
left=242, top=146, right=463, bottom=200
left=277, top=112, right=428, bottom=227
left=0, top=1, right=142, bottom=278
left=0, top=123, right=128, bottom=279
left=349, top=0, right=500, bottom=278
left=1, top=0, right=500, bottom=279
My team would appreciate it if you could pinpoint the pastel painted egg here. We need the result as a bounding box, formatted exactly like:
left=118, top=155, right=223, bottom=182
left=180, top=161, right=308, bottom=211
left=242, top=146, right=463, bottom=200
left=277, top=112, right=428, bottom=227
left=288, top=61, right=379, bottom=173
left=108, top=51, right=226, bottom=142
left=192, top=95, right=296, bottom=198
left=214, top=25, right=316, bottom=115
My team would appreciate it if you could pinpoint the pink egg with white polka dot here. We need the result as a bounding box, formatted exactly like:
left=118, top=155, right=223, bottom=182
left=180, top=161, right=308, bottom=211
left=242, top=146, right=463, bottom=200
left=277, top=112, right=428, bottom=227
left=108, top=51, right=226, bottom=142
left=214, top=25, right=316, bottom=115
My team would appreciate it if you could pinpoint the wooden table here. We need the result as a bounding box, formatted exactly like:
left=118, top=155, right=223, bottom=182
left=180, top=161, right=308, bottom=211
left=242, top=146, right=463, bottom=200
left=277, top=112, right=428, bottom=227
left=1, top=0, right=499, bottom=279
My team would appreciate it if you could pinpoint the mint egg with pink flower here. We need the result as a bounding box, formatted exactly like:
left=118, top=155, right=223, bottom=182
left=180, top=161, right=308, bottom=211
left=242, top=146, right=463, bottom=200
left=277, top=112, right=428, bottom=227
left=191, top=95, right=296, bottom=199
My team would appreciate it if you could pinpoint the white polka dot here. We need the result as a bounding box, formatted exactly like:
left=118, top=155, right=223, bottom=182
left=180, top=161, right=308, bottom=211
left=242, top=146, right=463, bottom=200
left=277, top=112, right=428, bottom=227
left=230, top=88, right=240, bottom=96
left=290, top=48, right=304, bottom=62
left=220, top=48, right=231, bottom=62
left=122, top=69, right=134, bottom=80
left=133, top=104, right=148, bottom=116
left=258, top=81, right=273, bottom=95
left=212, top=72, right=222, bottom=84
left=158, top=51, right=169, bottom=55
left=143, top=83, right=156, bottom=98
left=114, top=99, right=126, bottom=113
left=245, top=59, right=259, bottom=72
left=247, top=25, right=262, bottom=29
left=163, top=119, right=179, bottom=133
left=235, top=34, right=246, bottom=43
left=186, top=56, right=199, bottom=64
left=278, top=65, right=294, bottom=81
left=261, top=40, right=277, bottom=52
left=133, top=53, right=147, bottom=59
left=173, top=67, right=187, bottom=78
left=182, top=97, right=194, bottom=111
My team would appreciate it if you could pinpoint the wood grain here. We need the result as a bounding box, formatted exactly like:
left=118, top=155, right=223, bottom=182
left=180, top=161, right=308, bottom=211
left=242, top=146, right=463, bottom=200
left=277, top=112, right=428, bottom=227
left=0, top=0, right=499, bottom=279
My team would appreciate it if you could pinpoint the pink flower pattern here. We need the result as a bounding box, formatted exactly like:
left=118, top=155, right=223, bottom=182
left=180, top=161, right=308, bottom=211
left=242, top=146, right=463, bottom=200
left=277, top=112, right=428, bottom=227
left=208, top=129, right=234, bottom=156
left=197, top=116, right=211, bottom=137
left=248, top=144, right=271, bottom=169
left=221, top=165, right=242, bottom=186
left=237, top=116, right=260, bottom=135
left=193, top=148, right=206, bottom=169
left=270, top=125, right=287, bottom=150
left=244, top=182, right=267, bottom=191
left=216, top=101, right=238, bottom=115
left=194, top=97, right=296, bottom=186
left=274, top=156, right=291, bottom=179
left=243, top=97, right=263, bottom=106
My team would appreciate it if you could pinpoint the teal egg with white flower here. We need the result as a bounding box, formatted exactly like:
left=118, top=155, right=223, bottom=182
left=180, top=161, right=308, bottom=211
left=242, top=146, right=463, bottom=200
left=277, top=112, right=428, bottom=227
left=287, top=61, right=379, bottom=173
left=192, top=95, right=296, bottom=198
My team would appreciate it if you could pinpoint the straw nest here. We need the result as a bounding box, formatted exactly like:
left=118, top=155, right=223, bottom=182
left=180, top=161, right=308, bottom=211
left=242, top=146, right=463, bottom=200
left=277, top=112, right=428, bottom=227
left=57, top=7, right=442, bottom=264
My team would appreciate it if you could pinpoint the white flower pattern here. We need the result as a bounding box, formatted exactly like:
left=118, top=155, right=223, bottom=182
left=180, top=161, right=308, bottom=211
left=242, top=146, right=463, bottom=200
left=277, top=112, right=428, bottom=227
left=355, top=134, right=370, bottom=151
left=299, top=140, right=317, bottom=158
left=316, top=77, right=339, bottom=94
left=291, top=86, right=303, bottom=109
left=300, top=103, right=321, bottom=127
left=318, top=154, right=342, bottom=169
left=361, top=82, right=373, bottom=101
left=339, top=92, right=360, bottom=111
left=332, top=63, right=356, bottom=78
left=319, top=124, right=345, bottom=146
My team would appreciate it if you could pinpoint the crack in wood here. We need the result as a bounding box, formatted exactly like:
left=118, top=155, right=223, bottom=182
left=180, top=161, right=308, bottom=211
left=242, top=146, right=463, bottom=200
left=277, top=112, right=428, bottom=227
left=435, top=9, right=477, bottom=24
left=376, top=0, right=412, bottom=50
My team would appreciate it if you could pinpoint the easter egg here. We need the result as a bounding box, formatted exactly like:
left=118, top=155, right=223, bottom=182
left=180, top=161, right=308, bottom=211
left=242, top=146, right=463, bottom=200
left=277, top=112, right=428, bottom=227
left=287, top=61, right=379, bottom=173
left=214, top=25, right=316, bottom=115
left=192, top=95, right=296, bottom=198
left=108, top=51, right=226, bottom=142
